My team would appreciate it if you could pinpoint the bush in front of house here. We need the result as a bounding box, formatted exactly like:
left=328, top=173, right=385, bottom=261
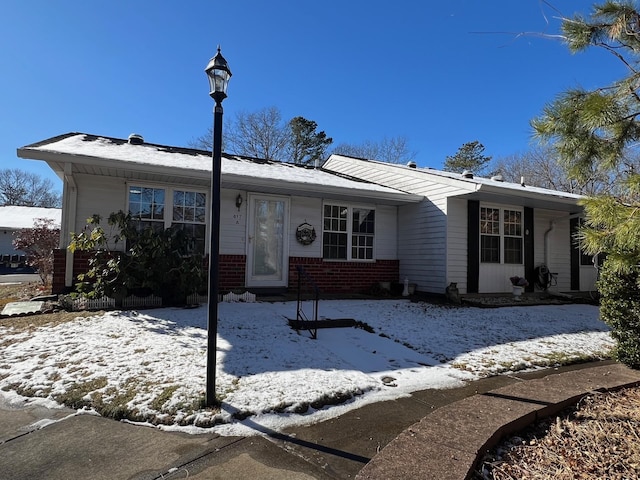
left=597, top=260, right=640, bottom=369
left=12, top=218, right=60, bottom=286
left=68, top=211, right=206, bottom=306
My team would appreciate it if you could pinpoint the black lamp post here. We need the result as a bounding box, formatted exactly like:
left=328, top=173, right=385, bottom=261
left=204, top=46, right=231, bottom=407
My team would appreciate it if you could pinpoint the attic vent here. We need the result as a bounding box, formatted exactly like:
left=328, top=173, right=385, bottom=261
left=128, top=133, right=144, bottom=145
left=407, top=161, right=417, bottom=168
left=461, top=170, right=474, bottom=179
left=490, top=174, right=504, bottom=182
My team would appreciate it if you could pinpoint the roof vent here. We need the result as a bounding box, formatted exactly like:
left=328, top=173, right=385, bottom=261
left=461, top=170, right=474, bottom=179
left=407, top=161, right=417, bottom=169
left=128, top=133, right=144, bottom=145
left=490, top=174, right=504, bottom=182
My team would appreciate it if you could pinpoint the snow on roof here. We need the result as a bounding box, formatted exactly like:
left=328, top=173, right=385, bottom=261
left=416, top=165, right=584, bottom=200
left=325, top=154, right=583, bottom=201
left=0, top=206, right=61, bottom=229
left=20, top=133, right=412, bottom=196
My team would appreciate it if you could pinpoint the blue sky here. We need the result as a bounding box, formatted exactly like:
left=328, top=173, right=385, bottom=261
left=2, top=1, right=627, bottom=194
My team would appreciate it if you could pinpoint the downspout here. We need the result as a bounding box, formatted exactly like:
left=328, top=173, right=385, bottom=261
left=62, top=163, right=78, bottom=289
left=544, top=220, right=555, bottom=271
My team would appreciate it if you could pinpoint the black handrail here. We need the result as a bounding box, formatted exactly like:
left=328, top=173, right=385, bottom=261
left=295, top=264, right=320, bottom=339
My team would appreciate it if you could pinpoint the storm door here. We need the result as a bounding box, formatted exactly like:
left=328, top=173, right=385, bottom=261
left=246, top=195, right=289, bottom=287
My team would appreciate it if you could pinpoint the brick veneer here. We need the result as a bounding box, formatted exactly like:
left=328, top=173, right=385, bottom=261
left=52, top=250, right=399, bottom=295
left=288, top=257, right=399, bottom=294
left=52, top=249, right=92, bottom=294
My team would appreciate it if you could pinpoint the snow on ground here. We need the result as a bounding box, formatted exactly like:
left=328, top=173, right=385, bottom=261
left=0, top=299, right=613, bottom=436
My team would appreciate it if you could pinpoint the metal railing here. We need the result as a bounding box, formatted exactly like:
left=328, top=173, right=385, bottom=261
left=295, top=265, right=320, bottom=339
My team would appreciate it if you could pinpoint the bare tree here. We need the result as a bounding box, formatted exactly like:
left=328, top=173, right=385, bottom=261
left=332, top=136, right=416, bottom=164
left=492, top=146, right=634, bottom=196
left=0, top=169, right=61, bottom=207
left=190, top=106, right=291, bottom=161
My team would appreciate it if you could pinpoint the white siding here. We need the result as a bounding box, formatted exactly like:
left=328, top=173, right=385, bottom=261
left=533, top=209, right=572, bottom=293
left=220, top=189, right=247, bottom=255
left=397, top=198, right=448, bottom=293
left=74, top=174, right=127, bottom=250
left=325, top=157, right=482, bottom=294
left=326, top=156, right=586, bottom=295
left=73, top=174, right=244, bottom=255
left=446, top=198, right=468, bottom=293
left=289, top=196, right=322, bottom=258
left=375, top=205, right=398, bottom=260
left=580, top=265, right=599, bottom=293
left=478, top=264, right=525, bottom=293
left=326, top=158, right=470, bottom=293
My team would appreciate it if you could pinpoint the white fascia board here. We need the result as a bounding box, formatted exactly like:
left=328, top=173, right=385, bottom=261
left=222, top=173, right=423, bottom=204
left=474, top=182, right=582, bottom=206
left=18, top=148, right=210, bottom=180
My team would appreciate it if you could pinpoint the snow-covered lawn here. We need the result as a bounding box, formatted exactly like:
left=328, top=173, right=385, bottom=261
left=0, top=300, right=613, bottom=436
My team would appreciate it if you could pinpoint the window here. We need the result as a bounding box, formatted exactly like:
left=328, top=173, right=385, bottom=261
left=503, top=210, right=522, bottom=264
left=480, top=207, right=500, bottom=263
left=129, top=186, right=165, bottom=233
left=323, top=204, right=375, bottom=260
left=480, top=206, right=523, bottom=264
left=128, top=186, right=207, bottom=255
left=352, top=208, right=375, bottom=260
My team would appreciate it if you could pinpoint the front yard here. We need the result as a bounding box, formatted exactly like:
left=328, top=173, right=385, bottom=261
left=0, top=289, right=613, bottom=436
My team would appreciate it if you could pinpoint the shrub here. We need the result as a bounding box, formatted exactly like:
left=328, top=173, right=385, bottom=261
left=597, top=261, right=640, bottom=369
left=68, top=211, right=206, bottom=306
left=12, top=218, right=60, bottom=286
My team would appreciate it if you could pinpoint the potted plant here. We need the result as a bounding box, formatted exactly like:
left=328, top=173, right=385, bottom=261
left=509, top=276, right=529, bottom=297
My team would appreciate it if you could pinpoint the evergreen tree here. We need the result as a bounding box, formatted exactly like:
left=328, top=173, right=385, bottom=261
left=287, top=116, right=333, bottom=165
left=443, top=141, right=492, bottom=175
left=532, top=1, right=640, bottom=273
left=532, top=1, right=640, bottom=366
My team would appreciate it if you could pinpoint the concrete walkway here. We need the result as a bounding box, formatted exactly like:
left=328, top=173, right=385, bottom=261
left=1, top=361, right=638, bottom=479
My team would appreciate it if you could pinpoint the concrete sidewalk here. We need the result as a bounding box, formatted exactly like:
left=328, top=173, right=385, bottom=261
left=1, top=361, right=638, bottom=480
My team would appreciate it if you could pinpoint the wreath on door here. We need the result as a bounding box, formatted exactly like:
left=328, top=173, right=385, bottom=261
left=296, top=222, right=317, bottom=245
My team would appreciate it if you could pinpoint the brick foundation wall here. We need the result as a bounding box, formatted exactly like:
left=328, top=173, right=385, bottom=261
left=217, top=254, right=246, bottom=291
left=52, top=251, right=399, bottom=296
left=52, top=249, right=92, bottom=294
left=288, top=257, right=399, bottom=294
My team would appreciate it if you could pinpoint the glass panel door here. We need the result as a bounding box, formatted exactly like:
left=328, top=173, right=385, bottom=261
left=247, top=195, right=288, bottom=287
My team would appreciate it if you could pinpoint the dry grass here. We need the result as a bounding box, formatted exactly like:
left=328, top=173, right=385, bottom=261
left=475, top=386, right=640, bottom=479
left=0, top=282, right=46, bottom=307
left=0, top=282, right=98, bottom=330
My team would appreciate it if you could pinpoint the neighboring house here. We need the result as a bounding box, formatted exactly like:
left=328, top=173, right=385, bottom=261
left=322, top=154, right=598, bottom=295
left=17, top=133, right=422, bottom=295
left=0, top=205, right=61, bottom=267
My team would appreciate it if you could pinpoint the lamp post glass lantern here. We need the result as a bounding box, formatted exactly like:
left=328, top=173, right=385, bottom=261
left=205, top=46, right=231, bottom=408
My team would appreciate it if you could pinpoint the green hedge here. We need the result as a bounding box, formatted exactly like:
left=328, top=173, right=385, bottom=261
left=598, top=261, right=640, bottom=369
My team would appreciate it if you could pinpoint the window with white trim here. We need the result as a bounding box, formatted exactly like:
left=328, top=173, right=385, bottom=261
left=128, top=185, right=207, bottom=255
left=323, top=204, right=375, bottom=260
left=480, top=206, right=523, bottom=264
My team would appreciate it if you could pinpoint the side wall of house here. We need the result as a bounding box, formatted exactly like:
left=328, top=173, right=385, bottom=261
left=55, top=175, right=401, bottom=295
left=446, top=197, right=468, bottom=293
left=74, top=174, right=128, bottom=246
left=450, top=203, right=575, bottom=294
left=323, top=159, right=475, bottom=294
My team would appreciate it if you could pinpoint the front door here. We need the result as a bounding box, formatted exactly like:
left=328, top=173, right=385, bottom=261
left=246, top=194, right=289, bottom=288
